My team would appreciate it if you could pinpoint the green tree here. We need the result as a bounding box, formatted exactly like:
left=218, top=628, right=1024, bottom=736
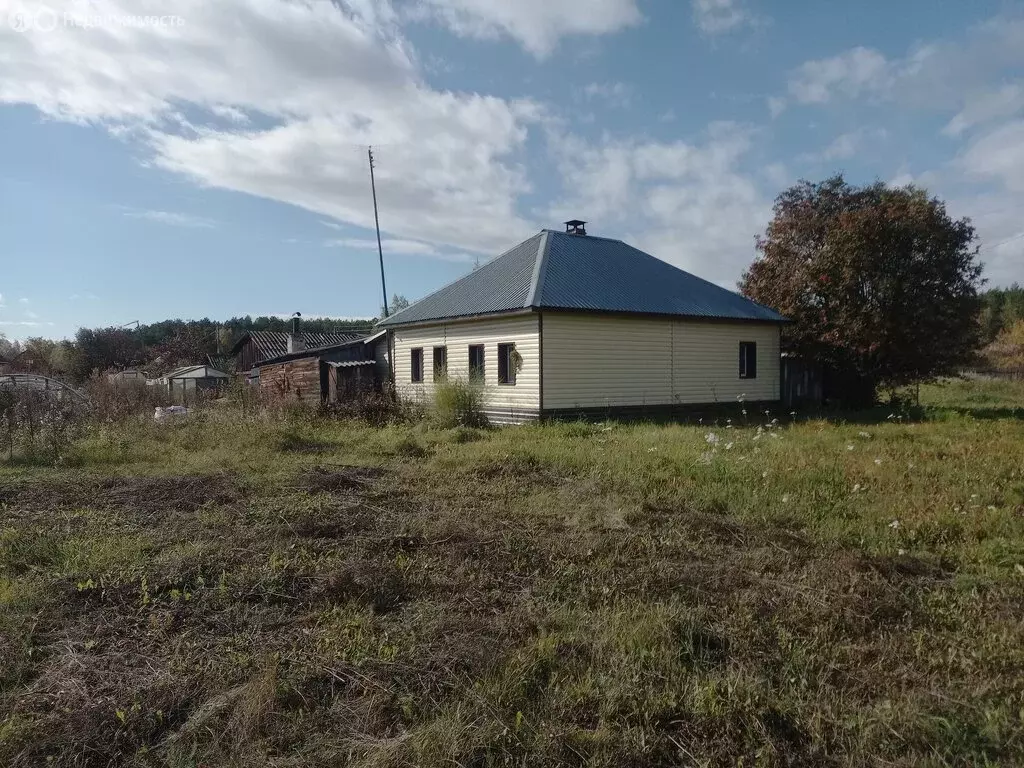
left=382, top=293, right=411, bottom=317
left=70, top=327, right=147, bottom=383
left=741, top=175, right=983, bottom=403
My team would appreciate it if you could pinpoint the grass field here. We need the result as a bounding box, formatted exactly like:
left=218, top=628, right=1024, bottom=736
left=1, top=380, right=1023, bottom=766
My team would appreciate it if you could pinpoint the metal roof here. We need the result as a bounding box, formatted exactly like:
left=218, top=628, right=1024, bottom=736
left=326, top=360, right=377, bottom=369
left=229, top=331, right=368, bottom=360
left=259, top=335, right=374, bottom=366
left=165, top=365, right=231, bottom=379
left=377, top=233, right=542, bottom=327
left=378, top=230, right=785, bottom=327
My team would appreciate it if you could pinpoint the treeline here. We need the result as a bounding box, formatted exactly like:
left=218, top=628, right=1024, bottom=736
left=980, top=284, right=1024, bottom=344
left=1, top=315, right=376, bottom=384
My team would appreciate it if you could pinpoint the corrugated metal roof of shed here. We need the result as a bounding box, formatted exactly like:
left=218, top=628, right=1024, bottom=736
left=230, top=331, right=368, bottom=359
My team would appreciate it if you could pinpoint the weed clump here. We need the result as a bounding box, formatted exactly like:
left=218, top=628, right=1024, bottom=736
left=433, top=378, right=487, bottom=428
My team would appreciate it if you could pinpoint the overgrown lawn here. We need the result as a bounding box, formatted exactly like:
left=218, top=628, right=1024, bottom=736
left=1, top=379, right=1023, bottom=766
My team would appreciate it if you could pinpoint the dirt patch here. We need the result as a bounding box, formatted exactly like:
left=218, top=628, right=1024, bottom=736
left=0, top=474, right=243, bottom=518
left=298, top=465, right=386, bottom=494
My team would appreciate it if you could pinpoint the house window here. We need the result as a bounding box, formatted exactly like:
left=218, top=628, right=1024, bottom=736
left=739, top=342, right=757, bottom=379
left=468, top=344, right=485, bottom=381
left=497, top=342, right=517, bottom=385
left=410, top=348, right=424, bottom=383
left=433, top=346, right=447, bottom=382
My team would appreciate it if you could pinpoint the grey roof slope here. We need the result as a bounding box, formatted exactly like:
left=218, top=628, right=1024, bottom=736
left=378, top=230, right=785, bottom=327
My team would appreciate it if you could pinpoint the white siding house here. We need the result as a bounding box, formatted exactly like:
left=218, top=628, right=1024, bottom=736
left=391, top=313, right=541, bottom=423
left=542, top=314, right=780, bottom=412
left=378, top=223, right=787, bottom=423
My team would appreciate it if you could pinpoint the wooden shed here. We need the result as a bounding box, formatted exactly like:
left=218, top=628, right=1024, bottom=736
left=230, top=331, right=368, bottom=377
left=256, top=332, right=386, bottom=405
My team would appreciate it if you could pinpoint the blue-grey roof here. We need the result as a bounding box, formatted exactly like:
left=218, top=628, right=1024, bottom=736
left=378, top=230, right=785, bottom=327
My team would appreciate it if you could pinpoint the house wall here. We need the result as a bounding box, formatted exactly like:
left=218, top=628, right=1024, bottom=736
left=391, top=314, right=541, bottom=424
left=259, top=358, right=322, bottom=404
left=541, top=313, right=781, bottom=412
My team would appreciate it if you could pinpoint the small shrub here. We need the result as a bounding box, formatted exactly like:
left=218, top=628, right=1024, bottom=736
left=0, top=389, right=85, bottom=465
left=84, top=376, right=170, bottom=422
left=325, top=384, right=416, bottom=426
left=433, top=378, right=486, bottom=428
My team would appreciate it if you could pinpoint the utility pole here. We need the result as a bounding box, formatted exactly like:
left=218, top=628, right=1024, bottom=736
left=368, top=146, right=389, bottom=318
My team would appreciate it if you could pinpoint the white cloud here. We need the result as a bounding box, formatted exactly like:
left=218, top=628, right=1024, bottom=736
left=123, top=209, right=217, bottom=228
left=547, top=122, right=771, bottom=286
left=1, top=0, right=542, bottom=256
left=410, top=0, right=642, bottom=58
left=691, top=0, right=758, bottom=36
left=802, top=128, right=888, bottom=163
left=788, top=47, right=891, bottom=105
left=325, top=237, right=472, bottom=262
left=785, top=16, right=1024, bottom=118
left=944, top=84, right=1024, bottom=136
left=0, top=320, right=56, bottom=327
left=959, top=120, right=1024, bottom=193
left=582, top=81, right=632, bottom=108
left=24, top=310, right=39, bottom=319
left=18, top=297, right=29, bottom=304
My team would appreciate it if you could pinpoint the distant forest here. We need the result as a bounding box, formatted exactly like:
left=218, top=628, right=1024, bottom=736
left=1, top=314, right=377, bottom=383
left=1, top=290, right=1021, bottom=384
left=979, top=284, right=1024, bottom=345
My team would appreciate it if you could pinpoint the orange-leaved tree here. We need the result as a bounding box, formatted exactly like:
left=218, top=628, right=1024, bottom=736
left=741, top=175, right=983, bottom=403
left=983, top=320, right=1024, bottom=375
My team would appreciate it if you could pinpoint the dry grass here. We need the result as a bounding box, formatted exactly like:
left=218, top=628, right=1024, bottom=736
left=0, top=379, right=1022, bottom=766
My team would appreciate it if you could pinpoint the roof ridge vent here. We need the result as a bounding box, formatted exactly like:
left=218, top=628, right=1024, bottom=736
left=565, top=219, right=587, bottom=236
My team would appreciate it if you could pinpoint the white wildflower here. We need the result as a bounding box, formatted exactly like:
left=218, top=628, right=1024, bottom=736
left=781, top=494, right=790, bottom=503
left=762, top=471, right=769, bottom=479
left=705, top=432, right=720, bottom=445
left=858, top=431, right=870, bottom=438
left=987, top=505, right=997, bottom=511
left=725, top=442, right=734, bottom=450
left=874, top=458, right=883, bottom=465
left=888, top=519, right=900, bottom=529
left=852, top=483, right=862, bottom=493
left=647, top=447, right=658, bottom=453
left=898, top=549, right=907, bottom=556
left=846, top=444, right=855, bottom=451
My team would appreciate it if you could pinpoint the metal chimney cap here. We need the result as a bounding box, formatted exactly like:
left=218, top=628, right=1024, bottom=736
left=565, top=219, right=587, bottom=235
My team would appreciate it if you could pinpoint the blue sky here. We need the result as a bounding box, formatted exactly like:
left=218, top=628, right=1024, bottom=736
left=2, top=0, right=1023, bottom=340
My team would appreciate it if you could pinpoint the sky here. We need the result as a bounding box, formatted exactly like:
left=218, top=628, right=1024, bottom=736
left=1, top=0, right=1023, bottom=340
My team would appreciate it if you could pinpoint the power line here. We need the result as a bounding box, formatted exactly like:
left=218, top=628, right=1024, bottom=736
left=980, top=231, right=1024, bottom=253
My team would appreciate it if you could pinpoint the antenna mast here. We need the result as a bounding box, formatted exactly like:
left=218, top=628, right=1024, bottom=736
left=368, top=146, right=389, bottom=318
